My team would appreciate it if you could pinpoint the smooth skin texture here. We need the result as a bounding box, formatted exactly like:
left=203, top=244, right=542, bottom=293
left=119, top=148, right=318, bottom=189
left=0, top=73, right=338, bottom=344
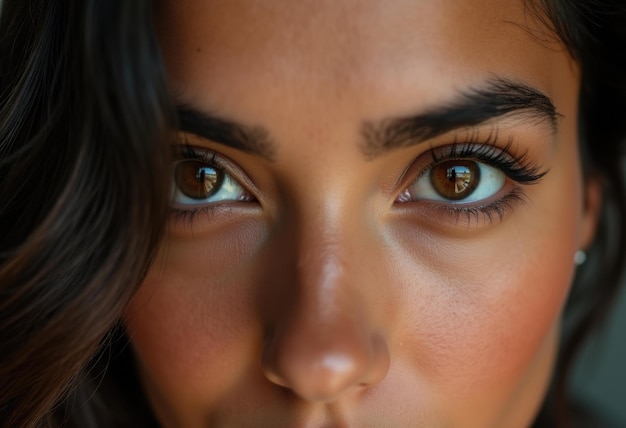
left=125, top=0, right=601, bottom=426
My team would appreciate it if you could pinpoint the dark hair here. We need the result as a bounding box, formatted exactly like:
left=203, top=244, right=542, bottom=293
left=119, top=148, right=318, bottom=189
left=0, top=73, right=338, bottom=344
left=0, top=0, right=625, bottom=427
left=0, top=1, right=171, bottom=426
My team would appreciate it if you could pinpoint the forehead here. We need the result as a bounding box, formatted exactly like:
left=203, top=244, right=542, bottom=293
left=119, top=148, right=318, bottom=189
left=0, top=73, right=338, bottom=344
left=156, top=0, right=565, bottom=121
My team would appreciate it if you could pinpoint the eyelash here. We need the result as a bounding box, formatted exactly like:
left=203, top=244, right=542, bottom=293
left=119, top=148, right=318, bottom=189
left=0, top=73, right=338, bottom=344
left=169, top=144, right=252, bottom=226
left=431, top=137, right=546, bottom=183
left=429, top=189, right=525, bottom=225
left=408, top=136, right=548, bottom=225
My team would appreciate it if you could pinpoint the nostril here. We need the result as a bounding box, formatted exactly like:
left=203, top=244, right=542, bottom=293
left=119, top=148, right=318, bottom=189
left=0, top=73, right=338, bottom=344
left=264, top=349, right=368, bottom=402
left=261, top=331, right=390, bottom=403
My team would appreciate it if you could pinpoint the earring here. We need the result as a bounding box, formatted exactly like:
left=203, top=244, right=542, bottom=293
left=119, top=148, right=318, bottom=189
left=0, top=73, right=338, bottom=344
left=574, top=250, right=587, bottom=266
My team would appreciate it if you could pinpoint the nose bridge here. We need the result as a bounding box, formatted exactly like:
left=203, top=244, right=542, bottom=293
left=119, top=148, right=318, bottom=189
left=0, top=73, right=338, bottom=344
left=260, top=194, right=390, bottom=402
left=296, top=207, right=351, bottom=314
left=282, top=190, right=365, bottom=326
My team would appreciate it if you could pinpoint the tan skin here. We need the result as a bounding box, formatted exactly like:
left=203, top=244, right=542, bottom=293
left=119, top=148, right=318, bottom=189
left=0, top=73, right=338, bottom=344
left=125, top=0, right=601, bottom=426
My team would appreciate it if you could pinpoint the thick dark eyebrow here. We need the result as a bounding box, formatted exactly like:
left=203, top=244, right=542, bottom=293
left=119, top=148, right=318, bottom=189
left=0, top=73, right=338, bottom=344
left=361, top=77, right=560, bottom=159
left=176, top=106, right=276, bottom=161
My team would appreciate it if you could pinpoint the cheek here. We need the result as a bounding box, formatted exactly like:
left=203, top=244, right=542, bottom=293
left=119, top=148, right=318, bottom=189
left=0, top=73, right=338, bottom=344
left=390, top=237, right=571, bottom=397
left=124, top=217, right=267, bottom=416
left=388, top=143, right=582, bottom=422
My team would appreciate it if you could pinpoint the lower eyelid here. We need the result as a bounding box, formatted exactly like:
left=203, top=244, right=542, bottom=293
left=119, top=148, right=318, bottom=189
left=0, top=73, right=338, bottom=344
left=415, top=187, right=528, bottom=227
left=450, top=190, right=527, bottom=223
left=169, top=199, right=262, bottom=228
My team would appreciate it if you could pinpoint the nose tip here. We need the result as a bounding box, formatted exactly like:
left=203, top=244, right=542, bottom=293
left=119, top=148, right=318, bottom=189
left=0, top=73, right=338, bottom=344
left=263, top=348, right=364, bottom=402
left=262, top=324, right=390, bottom=402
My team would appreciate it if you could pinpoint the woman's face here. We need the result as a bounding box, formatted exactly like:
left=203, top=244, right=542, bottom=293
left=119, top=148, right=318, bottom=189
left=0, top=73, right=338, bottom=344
left=125, top=0, right=599, bottom=426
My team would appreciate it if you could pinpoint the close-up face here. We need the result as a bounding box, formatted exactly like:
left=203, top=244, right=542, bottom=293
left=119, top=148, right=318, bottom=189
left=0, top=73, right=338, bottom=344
left=124, top=0, right=599, bottom=426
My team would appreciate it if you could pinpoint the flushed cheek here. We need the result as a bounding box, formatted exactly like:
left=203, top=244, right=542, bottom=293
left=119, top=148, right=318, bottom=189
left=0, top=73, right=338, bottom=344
left=124, top=217, right=268, bottom=423
left=453, top=252, right=571, bottom=426
left=388, top=211, right=577, bottom=424
left=125, top=283, right=254, bottom=427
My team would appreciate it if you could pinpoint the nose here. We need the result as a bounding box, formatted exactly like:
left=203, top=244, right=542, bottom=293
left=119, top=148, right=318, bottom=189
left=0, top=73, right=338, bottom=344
left=260, top=219, right=390, bottom=402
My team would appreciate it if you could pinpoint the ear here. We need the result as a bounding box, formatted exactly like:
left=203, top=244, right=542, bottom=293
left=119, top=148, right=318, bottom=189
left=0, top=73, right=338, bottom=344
left=578, top=173, right=603, bottom=250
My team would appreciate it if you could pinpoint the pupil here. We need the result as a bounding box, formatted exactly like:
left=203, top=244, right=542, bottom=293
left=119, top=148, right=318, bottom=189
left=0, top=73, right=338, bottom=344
left=430, top=160, right=480, bottom=200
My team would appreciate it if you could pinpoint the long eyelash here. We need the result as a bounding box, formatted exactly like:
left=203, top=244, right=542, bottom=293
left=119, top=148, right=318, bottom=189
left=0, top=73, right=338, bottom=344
left=176, top=143, right=218, bottom=164
left=430, top=130, right=548, bottom=184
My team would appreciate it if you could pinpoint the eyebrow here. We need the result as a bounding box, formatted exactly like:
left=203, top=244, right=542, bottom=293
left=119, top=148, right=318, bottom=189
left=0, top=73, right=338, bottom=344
left=361, top=77, right=560, bottom=159
left=176, top=106, right=277, bottom=161
left=176, top=78, right=559, bottom=162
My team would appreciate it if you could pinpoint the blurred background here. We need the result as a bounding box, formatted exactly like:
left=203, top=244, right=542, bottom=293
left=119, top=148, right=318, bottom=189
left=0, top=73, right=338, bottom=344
left=572, top=284, right=626, bottom=424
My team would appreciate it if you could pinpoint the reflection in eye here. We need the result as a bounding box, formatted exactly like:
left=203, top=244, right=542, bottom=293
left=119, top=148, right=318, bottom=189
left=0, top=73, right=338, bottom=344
left=400, top=160, right=506, bottom=204
left=172, top=159, right=252, bottom=206
left=176, top=161, right=222, bottom=199
left=431, top=160, right=481, bottom=200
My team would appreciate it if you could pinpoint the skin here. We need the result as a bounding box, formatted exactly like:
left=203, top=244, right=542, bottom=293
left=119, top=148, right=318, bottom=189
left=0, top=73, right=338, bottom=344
left=125, top=0, right=601, bottom=426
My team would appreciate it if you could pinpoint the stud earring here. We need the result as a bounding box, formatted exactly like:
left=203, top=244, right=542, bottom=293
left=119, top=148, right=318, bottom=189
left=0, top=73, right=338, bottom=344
left=574, top=250, right=587, bottom=266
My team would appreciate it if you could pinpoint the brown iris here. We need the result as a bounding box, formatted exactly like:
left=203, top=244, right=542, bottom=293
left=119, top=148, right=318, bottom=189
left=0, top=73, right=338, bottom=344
left=430, top=160, right=480, bottom=200
left=174, top=160, right=223, bottom=200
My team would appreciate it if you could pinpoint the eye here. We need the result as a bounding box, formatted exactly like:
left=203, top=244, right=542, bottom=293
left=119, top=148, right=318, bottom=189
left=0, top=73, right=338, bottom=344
left=171, top=154, right=254, bottom=206
left=398, top=159, right=506, bottom=204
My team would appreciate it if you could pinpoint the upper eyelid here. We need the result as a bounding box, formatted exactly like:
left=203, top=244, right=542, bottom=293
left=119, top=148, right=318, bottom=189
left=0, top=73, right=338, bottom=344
left=395, top=139, right=546, bottom=195
left=430, top=140, right=518, bottom=170
left=391, top=128, right=508, bottom=185
left=173, top=144, right=260, bottom=196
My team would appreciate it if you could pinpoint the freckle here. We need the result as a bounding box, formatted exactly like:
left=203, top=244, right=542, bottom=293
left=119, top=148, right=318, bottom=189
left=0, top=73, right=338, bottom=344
left=195, top=47, right=202, bottom=53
